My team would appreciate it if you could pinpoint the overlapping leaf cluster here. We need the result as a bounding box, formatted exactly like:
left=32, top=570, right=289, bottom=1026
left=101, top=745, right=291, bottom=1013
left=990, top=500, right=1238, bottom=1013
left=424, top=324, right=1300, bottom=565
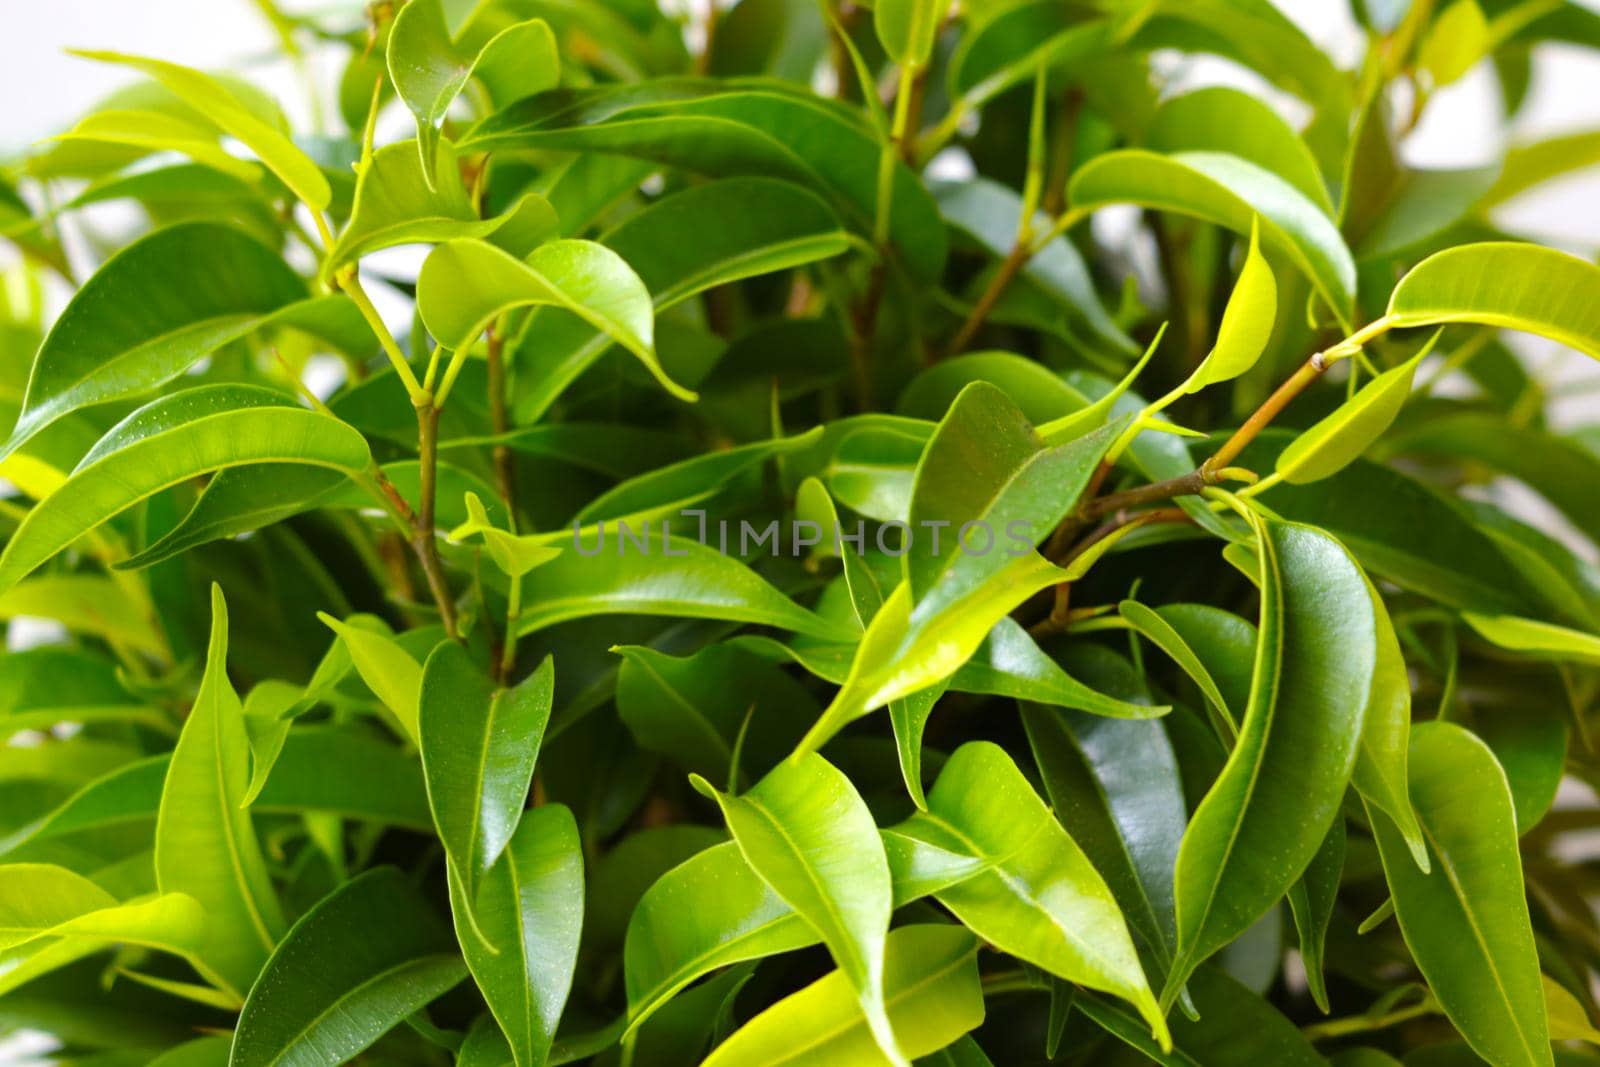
left=2, top=1, right=1600, bottom=1065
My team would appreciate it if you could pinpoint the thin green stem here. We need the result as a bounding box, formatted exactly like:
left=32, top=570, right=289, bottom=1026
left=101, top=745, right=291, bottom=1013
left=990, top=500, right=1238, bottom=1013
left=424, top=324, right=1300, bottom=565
left=413, top=400, right=459, bottom=640
left=338, top=269, right=426, bottom=402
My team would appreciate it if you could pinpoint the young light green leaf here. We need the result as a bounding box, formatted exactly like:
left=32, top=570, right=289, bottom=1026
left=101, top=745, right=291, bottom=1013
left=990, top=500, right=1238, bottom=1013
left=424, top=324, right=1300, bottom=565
left=417, top=237, right=693, bottom=402
left=448, top=805, right=583, bottom=1067
left=324, top=140, right=558, bottom=277
left=420, top=643, right=553, bottom=898
left=1368, top=722, right=1551, bottom=1067
left=875, top=0, right=943, bottom=68
left=702, top=925, right=983, bottom=1066
left=0, top=864, right=208, bottom=998
left=231, top=867, right=468, bottom=1067
left=50, top=108, right=263, bottom=182
left=450, top=493, right=561, bottom=578
left=691, top=755, right=904, bottom=1066
left=69, top=51, right=331, bottom=210
left=1418, top=1, right=1490, bottom=87
left=155, top=585, right=284, bottom=998
left=1275, top=342, right=1432, bottom=484
left=317, top=614, right=426, bottom=742
left=388, top=0, right=557, bottom=185
left=893, top=742, right=1170, bottom=1051
left=0, top=386, right=371, bottom=596
left=1462, top=611, right=1600, bottom=666
left=1182, top=217, right=1277, bottom=393
left=1387, top=242, right=1600, bottom=361
left=1166, top=517, right=1377, bottom=1002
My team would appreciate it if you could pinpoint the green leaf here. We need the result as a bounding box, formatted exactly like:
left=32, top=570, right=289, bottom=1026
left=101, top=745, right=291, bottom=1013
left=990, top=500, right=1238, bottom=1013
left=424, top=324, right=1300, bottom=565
left=3, top=727, right=433, bottom=857
left=623, top=841, right=815, bottom=1032
left=1387, top=242, right=1600, bottom=360
left=800, top=397, right=1128, bottom=753
left=951, top=618, right=1164, bottom=721
left=1368, top=722, right=1551, bottom=1067
left=510, top=177, right=849, bottom=421
left=1353, top=580, right=1428, bottom=870
left=1419, top=1, right=1491, bottom=87
left=1275, top=342, right=1431, bottom=484
left=1166, top=517, right=1377, bottom=1000
left=0, top=577, right=167, bottom=659
left=1229, top=434, right=1540, bottom=615
left=388, top=0, right=558, bottom=184
left=1181, top=218, right=1277, bottom=394
left=1286, top=818, right=1345, bottom=1014
left=417, top=237, right=693, bottom=402
left=1461, top=611, right=1600, bottom=666
left=324, top=140, right=558, bottom=277
left=0, top=222, right=316, bottom=456
left=231, top=867, right=468, bottom=1067
left=154, top=586, right=284, bottom=998
left=1146, top=87, right=1332, bottom=214
left=118, top=464, right=350, bottom=571
left=615, top=643, right=812, bottom=785
left=702, top=925, right=983, bottom=1066
left=0, top=864, right=207, bottom=998
left=1385, top=412, right=1600, bottom=546
left=317, top=614, right=426, bottom=742
left=874, top=0, right=942, bottom=68
left=448, top=805, right=583, bottom=1067
left=692, top=755, right=904, bottom=1064
left=1021, top=700, right=1186, bottom=983
left=1070, top=149, right=1356, bottom=327
left=450, top=493, right=562, bottom=578
left=0, top=385, right=371, bottom=596
left=1118, top=600, right=1240, bottom=739
left=462, top=82, right=946, bottom=284
left=514, top=536, right=849, bottom=642
left=1080, top=964, right=1324, bottom=1066
left=947, top=5, right=1109, bottom=109
left=69, top=52, right=331, bottom=211
left=421, top=643, right=553, bottom=897
left=893, top=742, right=1169, bottom=1050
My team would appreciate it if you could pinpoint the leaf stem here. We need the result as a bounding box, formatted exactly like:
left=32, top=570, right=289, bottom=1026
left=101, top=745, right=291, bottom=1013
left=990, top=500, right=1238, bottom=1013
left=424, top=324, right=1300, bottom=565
left=337, top=269, right=426, bottom=402
left=485, top=320, right=517, bottom=518
left=413, top=399, right=459, bottom=640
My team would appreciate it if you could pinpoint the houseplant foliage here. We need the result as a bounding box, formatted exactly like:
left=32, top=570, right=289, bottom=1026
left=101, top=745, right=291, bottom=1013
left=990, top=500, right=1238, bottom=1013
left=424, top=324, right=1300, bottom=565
left=5, top=0, right=1600, bottom=1063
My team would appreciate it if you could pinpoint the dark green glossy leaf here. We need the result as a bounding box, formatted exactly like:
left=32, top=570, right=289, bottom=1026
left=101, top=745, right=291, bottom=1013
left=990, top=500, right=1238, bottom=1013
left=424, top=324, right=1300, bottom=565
left=1368, top=723, right=1551, bottom=1067
left=1166, top=517, right=1376, bottom=1000
left=449, top=805, right=583, bottom=1067
left=231, top=867, right=467, bottom=1067
left=420, top=643, right=553, bottom=896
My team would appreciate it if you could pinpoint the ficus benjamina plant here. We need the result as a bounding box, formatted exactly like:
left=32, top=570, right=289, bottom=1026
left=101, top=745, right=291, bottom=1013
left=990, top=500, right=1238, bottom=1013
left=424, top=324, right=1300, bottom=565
left=4, top=0, right=1600, bottom=1064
